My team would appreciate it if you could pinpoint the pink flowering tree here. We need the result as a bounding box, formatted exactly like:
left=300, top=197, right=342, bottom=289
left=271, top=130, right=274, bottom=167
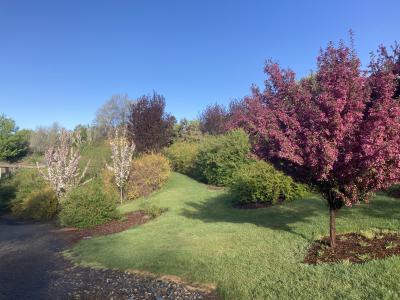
left=229, top=42, right=400, bottom=247
left=107, top=128, right=135, bottom=204
left=370, top=42, right=400, bottom=99
left=38, top=130, right=90, bottom=203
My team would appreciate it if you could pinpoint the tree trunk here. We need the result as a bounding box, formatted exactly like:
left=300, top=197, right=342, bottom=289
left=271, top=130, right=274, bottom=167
left=329, top=207, right=337, bottom=248
left=120, top=187, right=123, bottom=205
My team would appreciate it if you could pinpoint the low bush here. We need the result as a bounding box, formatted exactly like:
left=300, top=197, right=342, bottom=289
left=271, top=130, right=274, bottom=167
left=11, top=168, right=47, bottom=202
left=229, top=160, right=309, bottom=205
left=141, top=202, right=166, bottom=219
left=8, top=169, right=58, bottom=220
left=59, top=180, right=120, bottom=228
left=163, top=141, right=200, bottom=176
left=196, top=129, right=250, bottom=185
left=127, top=153, right=171, bottom=200
left=12, top=187, right=58, bottom=220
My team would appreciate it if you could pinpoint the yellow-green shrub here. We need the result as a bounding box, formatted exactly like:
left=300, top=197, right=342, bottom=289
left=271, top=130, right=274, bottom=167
left=196, top=129, right=251, bottom=186
left=9, top=169, right=58, bottom=220
left=12, top=187, right=58, bottom=221
left=101, top=168, right=119, bottom=200
left=163, top=141, right=200, bottom=176
left=127, top=153, right=171, bottom=200
left=229, top=160, right=309, bottom=205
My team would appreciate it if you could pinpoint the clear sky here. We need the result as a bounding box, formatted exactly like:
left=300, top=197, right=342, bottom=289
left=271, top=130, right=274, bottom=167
left=1, top=0, right=399, bottom=129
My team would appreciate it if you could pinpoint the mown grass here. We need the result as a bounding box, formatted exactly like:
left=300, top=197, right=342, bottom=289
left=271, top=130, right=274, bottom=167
left=70, top=173, right=400, bottom=299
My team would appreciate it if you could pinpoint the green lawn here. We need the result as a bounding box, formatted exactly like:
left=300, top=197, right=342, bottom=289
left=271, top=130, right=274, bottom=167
left=70, top=172, right=400, bottom=299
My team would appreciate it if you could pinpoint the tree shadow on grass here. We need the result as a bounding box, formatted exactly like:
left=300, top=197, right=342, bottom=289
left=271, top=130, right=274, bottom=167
left=180, top=192, right=324, bottom=241
left=340, top=193, right=400, bottom=221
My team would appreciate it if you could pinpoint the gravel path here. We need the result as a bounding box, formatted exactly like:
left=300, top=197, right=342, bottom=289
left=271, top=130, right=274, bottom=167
left=0, top=216, right=217, bottom=300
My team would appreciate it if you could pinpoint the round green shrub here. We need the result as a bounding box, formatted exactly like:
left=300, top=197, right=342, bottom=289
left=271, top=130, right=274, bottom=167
left=163, top=141, right=200, bottom=176
left=229, top=160, right=309, bottom=205
left=196, top=129, right=250, bottom=186
left=59, top=180, right=120, bottom=228
left=140, top=202, right=166, bottom=219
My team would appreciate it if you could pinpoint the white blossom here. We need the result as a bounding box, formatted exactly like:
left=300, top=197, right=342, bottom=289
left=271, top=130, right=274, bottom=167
left=107, top=127, right=135, bottom=204
left=38, top=129, right=90, bottom=201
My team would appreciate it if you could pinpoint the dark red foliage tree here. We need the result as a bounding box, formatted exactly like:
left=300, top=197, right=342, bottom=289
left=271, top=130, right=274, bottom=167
left=128, top=92, right=176, bottom=152
left=370, top=42, right=400, bottom=99
left=229, top=42, right=400, bottom=247
left=199, top=103, right=227, bottom=135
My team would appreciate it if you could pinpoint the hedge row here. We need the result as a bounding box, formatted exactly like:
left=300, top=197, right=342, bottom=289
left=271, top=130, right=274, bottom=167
left=165, top=129, right=308, bottom=205
left=229, top=160, right=308, bottom=205
left=165, top=129, right=250, bottom=186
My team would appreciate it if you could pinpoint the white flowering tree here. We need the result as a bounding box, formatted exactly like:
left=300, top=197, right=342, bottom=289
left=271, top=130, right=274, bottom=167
left=38, top=130, right=90, bottom=202
left=107, top=128, right=135, bottom=204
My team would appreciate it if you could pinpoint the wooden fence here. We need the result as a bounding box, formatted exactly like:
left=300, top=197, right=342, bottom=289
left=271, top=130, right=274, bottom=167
left=0, top=163, right=45, bottom=179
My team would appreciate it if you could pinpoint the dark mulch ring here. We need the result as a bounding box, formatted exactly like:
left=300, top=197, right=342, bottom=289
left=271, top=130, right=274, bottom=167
left=304, top=231, right=400, bottom=265
left=59, top=211, right=151, bottom=244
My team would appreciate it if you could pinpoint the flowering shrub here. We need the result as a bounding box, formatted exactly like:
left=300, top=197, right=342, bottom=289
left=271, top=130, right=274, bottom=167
left=229, top=160, right=308, bottom=205
left=107, top=128, right=135, bottom=203
left=127, top=153, right=171, bottom=200
left=38, top=129, right=90, bottom=201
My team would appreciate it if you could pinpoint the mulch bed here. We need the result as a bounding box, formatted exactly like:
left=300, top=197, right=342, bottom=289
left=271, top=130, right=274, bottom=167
left=59, top=211, right=151, bottom=244
left=304, top=232, right=400, bottom=265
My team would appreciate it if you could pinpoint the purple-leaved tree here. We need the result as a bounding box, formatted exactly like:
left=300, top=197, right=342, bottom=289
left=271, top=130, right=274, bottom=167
left=229, top=41, right=400, bottom=247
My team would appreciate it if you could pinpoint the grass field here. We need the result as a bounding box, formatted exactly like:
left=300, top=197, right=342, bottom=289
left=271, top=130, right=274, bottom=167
left=70, top=173, right=400, bottom=299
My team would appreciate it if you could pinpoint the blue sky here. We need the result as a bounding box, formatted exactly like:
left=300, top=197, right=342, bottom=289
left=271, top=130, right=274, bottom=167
left=0, top=0, right=399, bottom=129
